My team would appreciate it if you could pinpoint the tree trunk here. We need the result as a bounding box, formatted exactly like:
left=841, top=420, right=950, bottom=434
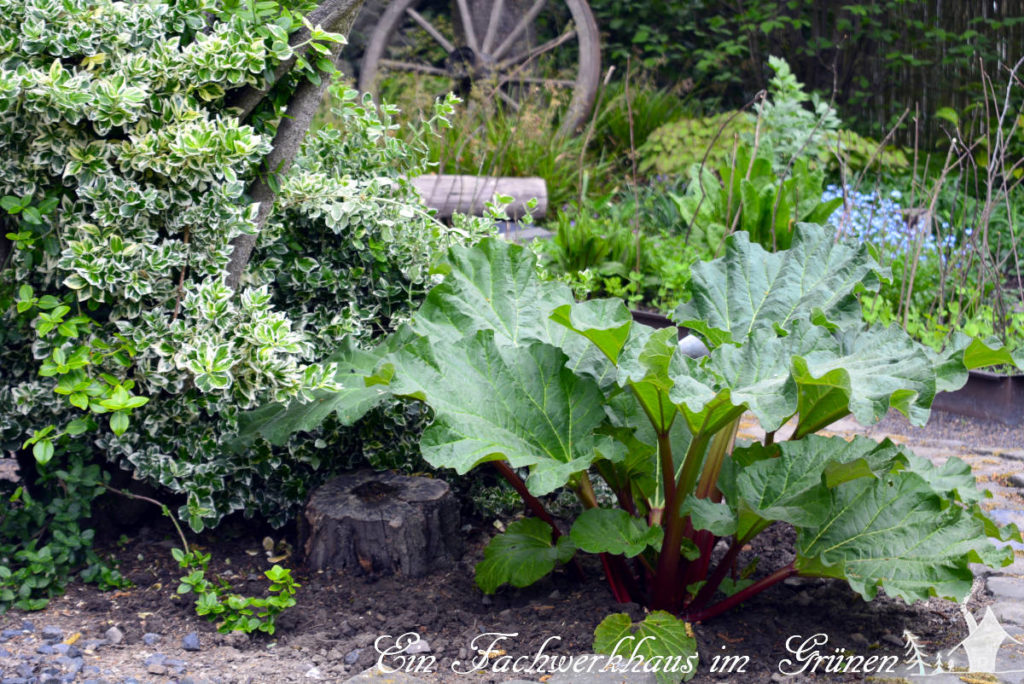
left=224, top=0, right=367, bottom=290
left=302, top=469, right=463, bottom=577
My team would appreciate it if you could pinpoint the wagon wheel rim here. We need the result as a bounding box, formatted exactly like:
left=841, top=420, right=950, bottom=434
left=358, top=0, right=600, bottom=136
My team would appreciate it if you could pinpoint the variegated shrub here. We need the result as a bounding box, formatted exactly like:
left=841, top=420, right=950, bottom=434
left=0, top=0, right=487, bottom=529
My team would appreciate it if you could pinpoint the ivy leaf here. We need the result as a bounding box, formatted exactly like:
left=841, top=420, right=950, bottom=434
left=475, top=518, right=575, bottom=593
left=593, top=611, right=698, bottom=683
left=570, top=508, right=663, bottom=558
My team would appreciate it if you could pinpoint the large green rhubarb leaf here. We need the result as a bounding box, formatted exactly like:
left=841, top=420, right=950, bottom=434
left=619, top=325, right=700, bottom=433
left=795, top=472, right=1013, bottom=602
left=476, top=518, right=576, bottom=593
left=594, top=611, right=698, bottom=684
left=791, top=324, right=935, bottom=432
left=927, top=332, right=1024, bottom=392
left=386, top=331, right=606, bottom=495
left=550, top=299, right=633, bottom=363
left=411, top=238, right=573, bottom=347
left=730, top=435, right=900, bottom=540
left=673, top=223, right=885, bottom=347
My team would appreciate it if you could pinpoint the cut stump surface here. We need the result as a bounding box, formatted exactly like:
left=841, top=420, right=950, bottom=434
left=303, top=469, right=462, bottom=578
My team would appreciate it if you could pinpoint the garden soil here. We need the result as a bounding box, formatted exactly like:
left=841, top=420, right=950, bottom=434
left=1, top=407, right=1021, bottom=684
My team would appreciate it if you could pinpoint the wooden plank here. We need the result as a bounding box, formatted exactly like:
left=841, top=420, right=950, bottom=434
left=411, top=174, right=547, bottom=219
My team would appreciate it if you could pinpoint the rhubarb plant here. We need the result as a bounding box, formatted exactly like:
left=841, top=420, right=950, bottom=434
left=240, top=224, right=1020, bottom=682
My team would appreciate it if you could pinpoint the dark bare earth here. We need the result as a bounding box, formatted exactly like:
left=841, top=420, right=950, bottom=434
left=1, top=407, right=1020, bottom=684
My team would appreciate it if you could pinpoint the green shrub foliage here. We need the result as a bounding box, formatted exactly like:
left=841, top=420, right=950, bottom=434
left=0, top=0, right=486, bottom=530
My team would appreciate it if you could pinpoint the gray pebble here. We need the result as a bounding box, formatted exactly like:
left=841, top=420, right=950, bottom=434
left=36, top=644, right=55, bottom=655
left=548, top=589, right=561, bottom=600
left=81, top=639, right=107, bottom=652
left=40, top=627, right=62, bottom=642
left=147, top=663, right=168, bottom=676
left=405, top=639, right=430, bottom=654
left=55, top=656, right=82, bottom=674
left=1, top=629, right=23, bottom=639
left=142, top=633, right=160, bottom=646
left=481, top=595, right=492, bottom=606
left=1, top=678, right=29, bottom=684
left=182, top=632, right=201, bottom=651
left=849, top=632, right=870, bottom=648
left=881, top=633, right=904, bottom=648
left=344, top=649, right=361, bottom=665
left=103, top=627, right=123, bottom=645
left=0, top=647, right=7, bottom=657
left=144, top=653, right=166, bottom=667
left=20, top=621, right=34, bottom=632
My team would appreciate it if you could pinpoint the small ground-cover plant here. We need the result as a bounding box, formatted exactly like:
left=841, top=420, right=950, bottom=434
left=174, top=548, right=299, bottom=635
left=241, top=226, right=1020, bottom=681
left=0, top=457, right=127, bottom=612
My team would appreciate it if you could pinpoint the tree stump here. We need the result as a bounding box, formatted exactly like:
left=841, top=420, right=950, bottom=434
left=302, top=470, right=462, bottom=577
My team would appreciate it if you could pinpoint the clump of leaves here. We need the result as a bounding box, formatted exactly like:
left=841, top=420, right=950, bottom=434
left=639, top=111, right=754, bottom=179
left=672, top=144, right=842, bottom=254
left=0, top=456, right=127, bottom=612
left=241, top=228, right=1020, bottom=681
left=174, top=548, right=299, bottom=635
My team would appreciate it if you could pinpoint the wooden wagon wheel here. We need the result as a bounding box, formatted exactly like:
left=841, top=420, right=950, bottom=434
left=358, top=0, right=601, bottom=136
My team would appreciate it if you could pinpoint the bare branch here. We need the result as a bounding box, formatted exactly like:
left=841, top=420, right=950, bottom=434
left=0, top=233, right=10, bottom=273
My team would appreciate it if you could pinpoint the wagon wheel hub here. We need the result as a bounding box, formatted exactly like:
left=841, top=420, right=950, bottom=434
left=358, top=0, right=601, bottom=136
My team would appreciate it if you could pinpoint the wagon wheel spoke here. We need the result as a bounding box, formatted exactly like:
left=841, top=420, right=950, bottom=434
left=493, top=87, right=522, bottom=112
left=492, top=0, right=548, bottom=60
left=379, top=59, right=450, bottom=77
left=481, top=0, right=505, bottom=55
left=498, top=29, right=577, bottom=70
left=503, top=75, right=576, bottom=88
left=454, top=0, right=480, bottom=53
left=405, top=7, right=455, bottom=54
